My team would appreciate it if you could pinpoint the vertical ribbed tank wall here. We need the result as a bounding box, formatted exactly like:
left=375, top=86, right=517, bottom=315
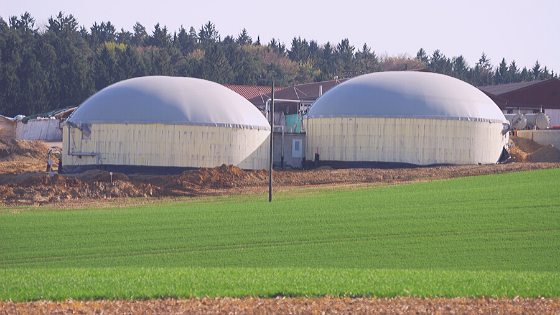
left=306, top=117, right=507, bottom=165
left=304, top=72, right=509, bottom=166
left=63, top=124, right=270, bottom=170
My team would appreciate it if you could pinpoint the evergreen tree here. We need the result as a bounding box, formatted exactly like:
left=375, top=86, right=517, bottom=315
left=174, top=26, right=197, bottom=54
left=335, top=38, right=355, bottom=74
left=2, top=12, right=559, bottom=116
left=355, top=43, right=380, bottom=73
left=288, top=37, right=310, bottom=63
left=199, top=42, right=232, bottom=83
left=532, top=60, right=541, bottom=80
left=508, top=60, right=520, bottom=82
left=473, top=52, right=493, bottom=86
left=416, top=48, right=428, bottom=65
left=94, top=45, right=117, bottom=90
left=149, top=23, right=171, bottom=48
left=17, top=49, right=49, bottom=113
left=267, top=38, right=286, bottom=55
left=116, top=28, right=132, bottom=45
left=495, top=58, right=508, bottom=84
left=151, top=48, right=172, bottom=75
left=132, top=22, right=147, bottom=46
left=198, top=21, right=219, bottom=44
left=427, top=49, right=451, bottom=75
left=0, top=28, right=23, bottom=116
left=116, top=45, right=146, bottom=78
left=520, top=67, right=531, bottom=81
left=236, top=28, right=252, bottom=45
left=451, top=55, right=468, bottom=81
left=47, top=12, right=80, bottom=42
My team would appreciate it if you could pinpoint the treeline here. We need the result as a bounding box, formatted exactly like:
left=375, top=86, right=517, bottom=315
left=0, top=12, right=557, bottom=117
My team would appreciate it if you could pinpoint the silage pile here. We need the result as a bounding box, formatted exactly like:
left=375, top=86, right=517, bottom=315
left=509, top=137, right=560, bottom=163
left=0, top=139, right=54, bottom=174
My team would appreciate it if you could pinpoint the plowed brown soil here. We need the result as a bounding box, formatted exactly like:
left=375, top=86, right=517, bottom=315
left=1, top=138, right=560, bottom=313
left=1, top=297, right=559, bottom=314
left=1, top=138, right=559, bottom=207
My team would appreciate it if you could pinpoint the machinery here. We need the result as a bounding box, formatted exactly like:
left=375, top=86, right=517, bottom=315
left=504, top=111, right=550, bottom=130
left=46, top=148, right=61, bottom=172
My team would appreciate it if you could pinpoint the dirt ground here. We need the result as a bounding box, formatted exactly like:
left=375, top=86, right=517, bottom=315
left=1, top=137, right=560, bottom=314
left=1, top=296, right=559, bottom=315
left=1, top=137, right=559, bottom=207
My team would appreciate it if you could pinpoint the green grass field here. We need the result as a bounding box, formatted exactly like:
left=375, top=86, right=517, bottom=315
left=1, top=168, right=559, bottom=301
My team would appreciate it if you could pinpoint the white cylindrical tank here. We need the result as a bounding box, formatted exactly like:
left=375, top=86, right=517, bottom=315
left=504, top=113, right=528, bottom=130
left=63, top=76, right=270, bottom=173
left=525, top=113, right=550, bottom=130
left=306, top=72, right=509, bottom=165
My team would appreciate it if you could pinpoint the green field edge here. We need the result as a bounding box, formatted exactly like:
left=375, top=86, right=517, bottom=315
left=1, top=268, right=559, bottom=302
left=0, top=177, right=450, bottom=214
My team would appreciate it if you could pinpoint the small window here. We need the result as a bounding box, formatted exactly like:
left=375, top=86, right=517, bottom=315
left=81, top=125, right=91, bottom=140
left=292, top=139, right=302, bottom=158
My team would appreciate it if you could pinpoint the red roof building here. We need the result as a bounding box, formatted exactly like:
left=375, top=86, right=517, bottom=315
left=478, top=79, right=560, bottom=110
left=223, top=85, right=284, bottom=102
left=479, top=78, right=560, bottom=125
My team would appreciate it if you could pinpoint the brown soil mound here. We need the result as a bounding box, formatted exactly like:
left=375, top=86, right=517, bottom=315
left=1, top=139, right=560, bottom=207
left=0, top=139, right=50, bottom=160
left=73, top=169, right=130, bottom=183
left=173, top=164, right=251, bottom=188
left=511, top=137, right=544, bottom=153
left=526, top=144, right=560, bottom=162
left=1, top=162, right=559, bottom=207
left=510, top=137, right=560, bottom=163
left=0, top=139, right=56, bottom=174
left=2, top=297, right=558, bottom=314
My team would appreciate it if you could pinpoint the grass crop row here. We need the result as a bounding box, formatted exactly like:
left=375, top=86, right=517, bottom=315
left=0, top=168, right=559, bottom=300
left=1, top=268, right=558, bottom=301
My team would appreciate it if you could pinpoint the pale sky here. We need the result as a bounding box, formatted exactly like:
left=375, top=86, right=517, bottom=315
left=2, top=0, right=559, bottom=74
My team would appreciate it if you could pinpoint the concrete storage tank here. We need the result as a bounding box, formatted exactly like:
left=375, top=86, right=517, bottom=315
left=305, top=71, right=509, bottom=166
left=62, top=76, right=270, bottom=173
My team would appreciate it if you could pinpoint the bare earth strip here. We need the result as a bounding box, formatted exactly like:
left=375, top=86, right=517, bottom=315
left=1, top=297, right=560, bottom=314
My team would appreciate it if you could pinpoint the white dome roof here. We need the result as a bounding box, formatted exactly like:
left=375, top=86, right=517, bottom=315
left=68, top=76, right=270, bottom=129
left=307, top=71, right=507, bottom=123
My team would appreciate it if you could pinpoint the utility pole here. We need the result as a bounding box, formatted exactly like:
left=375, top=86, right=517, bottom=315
left=269, top=80, right=274, bottom=202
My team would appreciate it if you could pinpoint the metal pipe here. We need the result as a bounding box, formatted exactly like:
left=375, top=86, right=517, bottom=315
left=69, top=152, right=100, bottom=166
left=66, top=124, right=100, bottom=166
left=281, top=126, right=285, bottom=160
left=67, top=125, right=71, bottom=155
left=269, top=82, right=275, bottom=202
left=265, top=98, right=314, bottom=120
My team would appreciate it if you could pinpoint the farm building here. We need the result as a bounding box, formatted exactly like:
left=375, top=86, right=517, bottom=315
left=479, top=78, right=560, bottom=126
left=244, top=79, right=348, bottom=169
left=305, top=71, right=510, bottom=166
left=0, top=108, right=75, bottom=142
left=62, top=76, right=271, bottom=173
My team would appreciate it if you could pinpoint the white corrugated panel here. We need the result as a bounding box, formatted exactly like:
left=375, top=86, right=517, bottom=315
left=62, top=124, right=270, bottom=170
left=306, top=117, right=507, bottom=165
